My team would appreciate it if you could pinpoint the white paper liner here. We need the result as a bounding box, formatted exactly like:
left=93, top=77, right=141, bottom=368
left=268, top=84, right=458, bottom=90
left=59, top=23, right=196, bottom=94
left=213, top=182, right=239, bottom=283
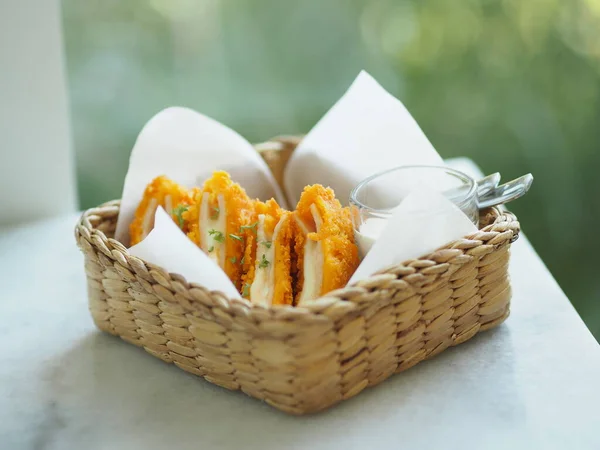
left=128, top=207, right=241, bottom=299
left=283, top=70, right=445, bottom=207
left=349, top=188, right=478, bottom=285
left=114, top=72, right=478, bottom=303
left=114, top=106, right=286, bottom=246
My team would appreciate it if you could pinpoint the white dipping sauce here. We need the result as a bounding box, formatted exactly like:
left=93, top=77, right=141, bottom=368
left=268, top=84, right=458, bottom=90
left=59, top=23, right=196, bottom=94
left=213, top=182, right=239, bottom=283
left=354, top=217, right=389, bottom=259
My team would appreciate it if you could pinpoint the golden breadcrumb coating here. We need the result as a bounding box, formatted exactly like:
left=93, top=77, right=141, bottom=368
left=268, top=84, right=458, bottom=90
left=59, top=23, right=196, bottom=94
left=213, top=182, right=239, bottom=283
left=294, top=184, right=359, bottom=302
left=272, top=211, right=294, bottom=306
left=130, top=174, right=358, bottom=306
left=255, top=199, right=282, bottom=237
left=240, top=233, right=256, bottom=298
left=247, top=200, right=294, bottom=306
left=294, top=222, right=307, bottom=300
left=184, top=171, right=255, bottom=289
left=129, top=175, right=193, bottom=245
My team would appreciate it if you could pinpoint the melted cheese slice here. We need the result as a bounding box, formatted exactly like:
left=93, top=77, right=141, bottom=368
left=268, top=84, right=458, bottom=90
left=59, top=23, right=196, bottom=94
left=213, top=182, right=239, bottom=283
left=140, top=194, right=174, bottom=241
left=199, top=192, right=227, bottom=268
left=296, top=204, right=325, bottom=305
left=250, top=214, right=287, bottom=306
left=164, top=195, right=173, bottom=220
left=140, top=197, right=159, bottom=240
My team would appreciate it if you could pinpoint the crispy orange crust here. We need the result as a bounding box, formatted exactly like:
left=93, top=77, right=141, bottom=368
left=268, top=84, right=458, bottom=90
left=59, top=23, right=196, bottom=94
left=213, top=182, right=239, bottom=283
left=185, top=171, right=255, bottom=289
left=294, top=221, right=306, bottom=301
left=240, top=200, right=278, bottom=298
left=243, top=199, right=293, bottom=305
left=294, top=184, right=360, bottom=300
left=272, top=212, right=294, bottom=305
left=131, top=174, right=358, bottom=305
left=255, top=199, right=283, bottom=236
left=129, top=175, right=193, bottom=245
left=240, top=233, right=256, bottom=298
left=182, top=194, right=201, bottom=247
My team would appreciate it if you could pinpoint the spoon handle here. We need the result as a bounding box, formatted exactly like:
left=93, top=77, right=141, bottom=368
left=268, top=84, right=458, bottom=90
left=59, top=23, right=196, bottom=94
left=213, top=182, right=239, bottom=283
left=476, top=172, right=501, bottom=197
left=477, top=174, right=533, bottom=209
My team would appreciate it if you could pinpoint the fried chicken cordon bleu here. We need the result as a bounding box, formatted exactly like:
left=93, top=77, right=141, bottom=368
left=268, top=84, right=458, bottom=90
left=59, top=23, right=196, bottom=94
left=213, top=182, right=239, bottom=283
left=129, top=175, right=194, bottom=245
left=242, top=199, right=294, bottom=306
left=294, top=185, right=359, bottom=305
left=184, top=171, right=256, bottom=290
left=130, top=173, right=360, bottom=305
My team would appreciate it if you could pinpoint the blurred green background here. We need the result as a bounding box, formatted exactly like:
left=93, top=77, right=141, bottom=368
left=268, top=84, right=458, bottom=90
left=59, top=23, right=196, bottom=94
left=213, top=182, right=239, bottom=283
left=62, top=0, right=600, bottom=339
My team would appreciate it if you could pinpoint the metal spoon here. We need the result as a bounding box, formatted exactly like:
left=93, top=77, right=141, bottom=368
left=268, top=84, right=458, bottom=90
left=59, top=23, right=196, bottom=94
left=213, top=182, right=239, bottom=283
left=476, top=172, right=501, bottom=197
left=445, top=172, right=502, bottom=205
left=477, top=174, right=533, bottom=209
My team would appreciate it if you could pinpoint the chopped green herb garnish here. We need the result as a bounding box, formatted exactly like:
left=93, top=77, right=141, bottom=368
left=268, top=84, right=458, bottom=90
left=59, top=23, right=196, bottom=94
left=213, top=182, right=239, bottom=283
left=242, top=283, right=251, bottom=297
left=211, top=206, right=220, bottom=220
left=209, top=229, right=225, bottom=243
left=240, top=255, right=245, bottom=265
left=208, top=246, right=214, bottom=253
left=261, top=241, right=272, bottom=249
left=258, top=254, right=270, bottom=269
left=229, top=233, right=243, bottom=241
left=229, top=256, right=237, bottom=264
left=172, top=204, right=188, bottom=228
left=239, top=221, right=259, bottom=233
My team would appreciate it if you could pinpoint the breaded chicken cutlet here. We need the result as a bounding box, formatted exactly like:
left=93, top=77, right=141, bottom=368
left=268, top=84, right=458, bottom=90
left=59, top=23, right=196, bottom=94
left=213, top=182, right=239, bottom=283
left=130, top=173, right=360, bottom=305
left=242, top=199, right=294, bottom=306
left=294, top=185, right=359, bottom=305
left=129, top=175, right=194, bottom=245
left=184, top=171, right=256, bottom=290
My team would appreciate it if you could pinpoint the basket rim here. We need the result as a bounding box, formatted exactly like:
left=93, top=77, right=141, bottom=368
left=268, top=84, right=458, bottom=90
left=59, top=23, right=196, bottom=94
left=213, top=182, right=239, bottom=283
left=74, top=199, right=520, bottom=316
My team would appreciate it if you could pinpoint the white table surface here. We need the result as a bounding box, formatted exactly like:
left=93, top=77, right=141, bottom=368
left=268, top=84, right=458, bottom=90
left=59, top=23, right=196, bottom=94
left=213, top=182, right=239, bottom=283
left=2, top=160, right=600, bottom=450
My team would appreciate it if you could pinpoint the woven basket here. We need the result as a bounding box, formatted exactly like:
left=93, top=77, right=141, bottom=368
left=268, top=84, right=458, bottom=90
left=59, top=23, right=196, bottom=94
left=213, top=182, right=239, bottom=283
left=75, top=136, right=520, bottom=415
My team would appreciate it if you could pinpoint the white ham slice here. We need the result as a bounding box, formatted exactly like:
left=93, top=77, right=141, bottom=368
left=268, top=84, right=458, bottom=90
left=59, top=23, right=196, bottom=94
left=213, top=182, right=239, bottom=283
left=141, top=195, right=173, bottom=241
left=296, top=204, right=325, bottom=305
left=250, top=214, right=287, bottom=306
left=163, top=195, right=173, bottom=218
left=140, top=198, right=159, bottom=241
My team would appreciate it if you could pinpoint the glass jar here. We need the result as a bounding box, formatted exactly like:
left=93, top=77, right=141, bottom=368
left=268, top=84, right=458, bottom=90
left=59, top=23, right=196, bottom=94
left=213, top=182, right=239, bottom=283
left=349, top=165, right=479, bottom=257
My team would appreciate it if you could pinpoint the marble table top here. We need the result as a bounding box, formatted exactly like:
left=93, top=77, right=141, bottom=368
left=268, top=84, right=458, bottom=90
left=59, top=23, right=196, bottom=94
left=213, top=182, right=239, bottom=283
left=2, top=159, right=600, bottom=450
